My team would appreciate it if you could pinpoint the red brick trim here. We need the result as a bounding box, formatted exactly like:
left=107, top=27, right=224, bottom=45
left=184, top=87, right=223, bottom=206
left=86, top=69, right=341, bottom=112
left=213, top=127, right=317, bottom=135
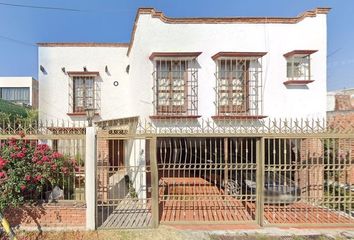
left=150, top=115, right=201, bottom=120
left=212, top=52, right=267, bottom=60
left=127, top=7, right=331, bottom=56
left=67, top=71, right=100, bottom=76
left=37, top=43, right=129, bottom=47
left=212, top=115, right=267, bottom=120
left=149, top=52, right=202, bottom=60
left=283, top=50, right=318, bottom=58
left=283, top=80, right=314, bottom=86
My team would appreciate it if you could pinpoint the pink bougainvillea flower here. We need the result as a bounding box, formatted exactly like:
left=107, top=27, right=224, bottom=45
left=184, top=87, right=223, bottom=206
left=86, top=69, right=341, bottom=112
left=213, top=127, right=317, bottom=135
left=0, top=171, right=6, bottom=178
left=20, top=185, right=26, bottom=191
left=37, top=144, right=50, bottom=152
left=8, top=138, right=16, bottom=146
left=25, top=175, right=31, bottom=181
left=0, top=157, right=7, bottom=169
left=52, top=152, right=63, bottom=159
left=42, top=156, right=49, bottom=162
left=51, top=164, right=57, bottom=170
left=17, top=152, right=25, bottom=158
left=35, top=175, right=42, bottom=181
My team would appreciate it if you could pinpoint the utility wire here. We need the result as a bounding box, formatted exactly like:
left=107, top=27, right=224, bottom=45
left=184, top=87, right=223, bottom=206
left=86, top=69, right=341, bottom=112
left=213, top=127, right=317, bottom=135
left=0, top=2, right=133, bottom=13
left=0, top=2, right=84, bottom=12
left=0, top=34, right=36, bottom=47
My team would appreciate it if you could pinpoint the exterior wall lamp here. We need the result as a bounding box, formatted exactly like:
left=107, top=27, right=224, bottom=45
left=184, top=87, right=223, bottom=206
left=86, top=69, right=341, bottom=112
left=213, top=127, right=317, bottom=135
left=85, top=107, right=96, bottom=127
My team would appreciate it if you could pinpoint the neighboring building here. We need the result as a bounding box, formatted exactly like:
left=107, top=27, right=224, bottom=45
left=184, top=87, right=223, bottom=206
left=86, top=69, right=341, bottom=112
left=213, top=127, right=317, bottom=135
left=327, top=88, right=354, bottom=186
left=0, top=77, right=39, bottom=108
left=327, top=88, right=354, bottom=112
left=38, top=7, right=330, bottom=122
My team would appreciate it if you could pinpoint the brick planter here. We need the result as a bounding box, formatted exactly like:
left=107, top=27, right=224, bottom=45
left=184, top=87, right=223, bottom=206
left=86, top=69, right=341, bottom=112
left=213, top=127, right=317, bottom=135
left=4, top=202, right=86, bottom=230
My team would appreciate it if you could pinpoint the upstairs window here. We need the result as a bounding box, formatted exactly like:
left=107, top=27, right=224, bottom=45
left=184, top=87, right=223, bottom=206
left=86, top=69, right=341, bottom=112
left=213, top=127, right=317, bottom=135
left=156, top=60, right=187, bottom=114
left=67, top=72, right=100, bottom=115
left=73, top=76, right=95, bottom=113
left=217, top=59, right=249, bottom=114
left=287, top=56, right=310, bottom=79
left=212, top=52, right=266, bottom=118
left=284, top=50, right=317, bottom=85
left=150, top=52, right=201, bottom=118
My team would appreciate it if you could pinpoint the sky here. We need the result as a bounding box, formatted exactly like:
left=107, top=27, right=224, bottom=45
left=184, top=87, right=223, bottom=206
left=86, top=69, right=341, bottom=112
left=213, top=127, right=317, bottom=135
left=0, top=0, right=353, bottom=91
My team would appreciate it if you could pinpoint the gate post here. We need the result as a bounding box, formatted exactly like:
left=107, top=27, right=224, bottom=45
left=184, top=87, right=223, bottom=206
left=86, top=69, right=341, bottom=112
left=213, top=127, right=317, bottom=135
left=85, top=126, right=96, bottom=230
left=149, top=137, right=159, bottom=228
left=256, top=137, right=265, bottom=226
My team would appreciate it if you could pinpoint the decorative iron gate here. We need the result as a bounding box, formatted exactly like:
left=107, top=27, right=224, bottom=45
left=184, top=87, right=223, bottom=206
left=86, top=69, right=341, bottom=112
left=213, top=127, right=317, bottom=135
left=157, top=137, right=259, bottom=224
left=96, top=134, right=154, bottom=229
left=94, top=117, right=354, bottom=228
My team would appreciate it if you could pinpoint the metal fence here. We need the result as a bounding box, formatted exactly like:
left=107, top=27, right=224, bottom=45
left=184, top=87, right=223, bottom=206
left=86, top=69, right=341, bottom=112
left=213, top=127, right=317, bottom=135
left=95, top=117, right=354, bottom=228
left=1, top=117, right=353, bottom=228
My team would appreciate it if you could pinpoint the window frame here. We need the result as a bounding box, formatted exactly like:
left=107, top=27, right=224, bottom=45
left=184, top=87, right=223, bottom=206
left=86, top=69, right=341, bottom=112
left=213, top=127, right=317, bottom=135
left=211, top=52, right=266, bottom=118
left=283, top=50, right=317, bottom=84
left=155, top=60, right=189, bottom=115
left=286, top=55, right=311, bottom=80
left=217, top=59, right=250, bottom=114
left=67, top=72, right=99, bottom=115
left=72, top=76, right=95, bottom=113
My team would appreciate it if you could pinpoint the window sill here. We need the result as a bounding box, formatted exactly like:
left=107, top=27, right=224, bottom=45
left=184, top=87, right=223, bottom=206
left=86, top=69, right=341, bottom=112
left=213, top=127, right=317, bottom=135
left=150, top=115, right=201, bottom=120
left=283, top=80, right=314, bottom=86
left=211, top=115, right=267, bottom=120
left=67, top=112, right=99, bottom=117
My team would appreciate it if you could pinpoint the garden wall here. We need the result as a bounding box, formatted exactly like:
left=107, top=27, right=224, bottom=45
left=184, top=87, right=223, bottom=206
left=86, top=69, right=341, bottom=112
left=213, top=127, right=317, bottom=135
left=4, top=202, right=86, bottom=230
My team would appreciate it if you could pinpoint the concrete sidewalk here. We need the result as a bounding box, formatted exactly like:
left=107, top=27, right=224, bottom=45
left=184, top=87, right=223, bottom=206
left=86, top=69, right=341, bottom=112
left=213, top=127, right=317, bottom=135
left=7, top=225, right=354, bottom=240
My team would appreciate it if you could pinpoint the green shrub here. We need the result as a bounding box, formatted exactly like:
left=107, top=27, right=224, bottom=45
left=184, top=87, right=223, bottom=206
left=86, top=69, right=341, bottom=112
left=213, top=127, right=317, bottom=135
left=0, top=99, right=28, bottom=121
left=0, top=133, right=78, bottom=212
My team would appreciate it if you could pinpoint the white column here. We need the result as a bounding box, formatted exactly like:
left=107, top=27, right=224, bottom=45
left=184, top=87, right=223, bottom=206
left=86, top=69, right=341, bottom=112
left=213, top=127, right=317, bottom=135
left=85, top=126, right=96, bottom=230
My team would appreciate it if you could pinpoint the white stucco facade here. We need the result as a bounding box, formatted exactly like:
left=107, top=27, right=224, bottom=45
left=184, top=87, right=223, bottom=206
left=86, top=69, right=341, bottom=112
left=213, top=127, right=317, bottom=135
left=0, top=76, right=38, bottom=108
left=38, top=7, right=329, bottom=122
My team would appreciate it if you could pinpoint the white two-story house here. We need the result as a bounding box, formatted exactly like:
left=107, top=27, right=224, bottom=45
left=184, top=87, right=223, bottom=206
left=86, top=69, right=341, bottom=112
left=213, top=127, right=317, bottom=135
left=38, top=7, right=329, bottom=122
left=37, top=8, right=332, bottom=226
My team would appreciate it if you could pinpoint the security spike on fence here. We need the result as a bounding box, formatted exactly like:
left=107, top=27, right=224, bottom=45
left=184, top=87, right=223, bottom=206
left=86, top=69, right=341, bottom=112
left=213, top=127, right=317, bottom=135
left=1, top=117, right=354, bottom=137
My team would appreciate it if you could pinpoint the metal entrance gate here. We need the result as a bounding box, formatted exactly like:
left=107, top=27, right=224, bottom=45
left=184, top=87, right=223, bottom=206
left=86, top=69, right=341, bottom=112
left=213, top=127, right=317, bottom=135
left=94, top=117, right=354, bottom=228
left=157, top=137, right=259, bottom=224
left=96, top=134, right=154, bottom=229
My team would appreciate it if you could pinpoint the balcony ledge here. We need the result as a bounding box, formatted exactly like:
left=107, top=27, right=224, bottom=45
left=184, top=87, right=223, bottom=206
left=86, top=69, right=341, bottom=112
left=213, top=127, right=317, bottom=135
left=283, top=80, right=314, bottom=86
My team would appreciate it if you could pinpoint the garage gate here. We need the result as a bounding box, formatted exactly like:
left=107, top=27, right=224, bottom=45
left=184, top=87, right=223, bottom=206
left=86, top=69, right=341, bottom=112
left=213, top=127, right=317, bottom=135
left=95, top=128, right=354, bottom=228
